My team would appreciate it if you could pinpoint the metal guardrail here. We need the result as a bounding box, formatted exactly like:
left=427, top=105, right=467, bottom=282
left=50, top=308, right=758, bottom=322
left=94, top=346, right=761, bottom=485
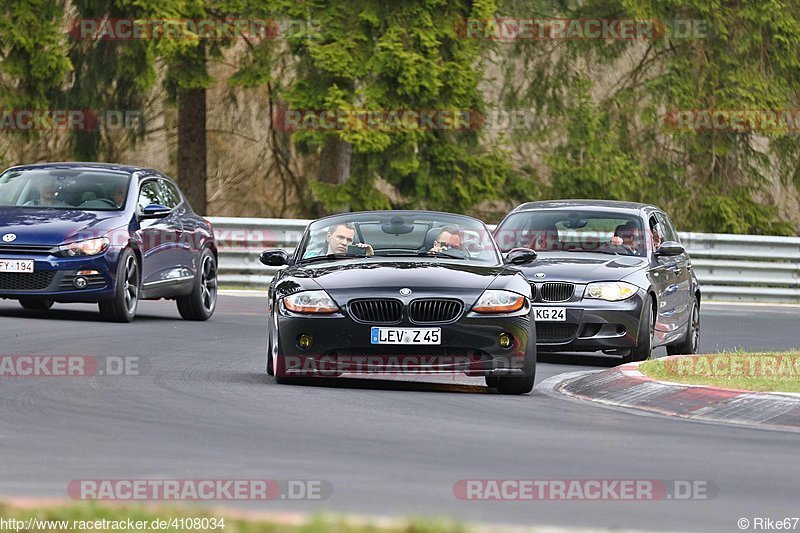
left=208, top=217, right=800, bottom=303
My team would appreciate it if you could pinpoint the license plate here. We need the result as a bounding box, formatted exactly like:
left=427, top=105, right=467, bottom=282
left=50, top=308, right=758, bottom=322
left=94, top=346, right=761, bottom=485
left=534, top=307, right=566, bottom=321
left=371, top=327, right=441, bottom=345
left=0, top=259, right=34, bottom=273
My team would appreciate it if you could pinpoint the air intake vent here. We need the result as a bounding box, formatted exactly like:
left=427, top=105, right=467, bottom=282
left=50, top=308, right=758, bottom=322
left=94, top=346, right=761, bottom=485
left=349, top=299, right=403, bottom=323
left=540, top=282, right=574, bottom=302
left=0, top=244, right=55, bottom=255
left=0, top=271, right=55, bottom=291
left=537, top=324, right=578, bottom=343
left=409, top=299, right=462, bottom=323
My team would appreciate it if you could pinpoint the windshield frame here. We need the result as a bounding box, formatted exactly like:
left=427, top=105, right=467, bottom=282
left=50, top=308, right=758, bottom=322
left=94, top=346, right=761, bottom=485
left=295, top=211, right=503, bottom=266
left=0, top=167, right=133, bottom=212
left=494, top=209, right=648, bottom=257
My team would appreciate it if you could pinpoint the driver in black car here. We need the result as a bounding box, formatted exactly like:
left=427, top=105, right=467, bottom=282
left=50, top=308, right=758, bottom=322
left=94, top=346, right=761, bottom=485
left=304, top=222, right=374, bottom=258
left=429, top=225, right=464, bottom=253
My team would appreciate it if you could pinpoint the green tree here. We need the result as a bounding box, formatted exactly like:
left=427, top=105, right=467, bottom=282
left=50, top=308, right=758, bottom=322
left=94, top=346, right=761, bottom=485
left=236, top=0, right=525, bottom=217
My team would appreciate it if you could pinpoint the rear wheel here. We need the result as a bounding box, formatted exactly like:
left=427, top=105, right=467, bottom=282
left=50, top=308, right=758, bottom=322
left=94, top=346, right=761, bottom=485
left=667, top=296, right=699, bottom=355
left=177, top=249, right=217, bottom=321
left=98, top=249, right=139, bottom=323
left=19, top=299, right=53, bottom=310
left=484, top=376, right=499, bottom=389
left=625, top=295, right=654, bottom=362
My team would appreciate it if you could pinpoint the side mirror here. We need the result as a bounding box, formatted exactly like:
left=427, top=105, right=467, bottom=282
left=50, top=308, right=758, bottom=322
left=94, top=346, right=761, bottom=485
left=260, top=249, right=289, bottom=266
left=140, top=204, right=171, bottom=219
left=505, top=247, right=538, bottom=264
left=655, top=241, right=685, bottom=256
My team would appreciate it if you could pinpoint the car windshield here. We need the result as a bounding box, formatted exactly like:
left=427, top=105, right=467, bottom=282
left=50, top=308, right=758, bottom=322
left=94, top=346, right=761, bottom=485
left=494, top=210, right=647, bottom=256
left=0, top=168, right=131, bottom=211
left=298, top=212, right=501, bottom=264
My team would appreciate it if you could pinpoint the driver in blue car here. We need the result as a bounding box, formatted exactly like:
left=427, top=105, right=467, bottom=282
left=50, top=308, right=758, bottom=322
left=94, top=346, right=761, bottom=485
left=304, top=222, right=374, bottom=258
left=24, top=178, right=70, bottom=207
left=111, top=182, right=127, bottom=208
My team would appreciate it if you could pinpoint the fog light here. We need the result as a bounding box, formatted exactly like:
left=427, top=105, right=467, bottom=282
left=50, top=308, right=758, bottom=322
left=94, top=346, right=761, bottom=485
left=73, top=276, right=88, bottom=289
left=499, top=332, right=512, bottom=349
left=78, top=269, right=99, bottom=276
left=297, top=334, right=313, bottom=349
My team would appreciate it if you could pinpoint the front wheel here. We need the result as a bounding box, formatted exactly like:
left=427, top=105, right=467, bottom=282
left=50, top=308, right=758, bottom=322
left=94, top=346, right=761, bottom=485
left=177, top=249, right=217, bottom=321
left=495, top=343, right=536, bottom=395
left=667, top=296, right=699, bottom=355
left=625, top=294, right=654, bottom=363
left=19, top=299, right=54, bottom=310
left=99, top=249, right=139, bottom=323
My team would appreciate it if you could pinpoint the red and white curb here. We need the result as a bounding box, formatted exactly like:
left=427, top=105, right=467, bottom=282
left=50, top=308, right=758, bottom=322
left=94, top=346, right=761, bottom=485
left=552, top=354, right=800, bottom=432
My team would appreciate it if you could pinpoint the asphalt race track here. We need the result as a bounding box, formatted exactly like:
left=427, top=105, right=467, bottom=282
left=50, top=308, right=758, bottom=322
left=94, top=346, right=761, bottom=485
left=0, top=295, right=798, bottom=532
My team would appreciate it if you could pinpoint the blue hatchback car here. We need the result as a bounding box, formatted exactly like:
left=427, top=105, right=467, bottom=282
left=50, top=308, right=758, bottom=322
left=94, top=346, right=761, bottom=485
left=0, top=163, right=218, bottom=322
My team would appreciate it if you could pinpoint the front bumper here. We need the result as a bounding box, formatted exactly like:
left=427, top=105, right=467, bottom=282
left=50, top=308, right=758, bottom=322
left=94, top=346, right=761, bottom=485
left=533, top=290, right=646, bottom=352
left=0, top=251, right=118, bottom=302
left=276, top=310, right=533, bottom=377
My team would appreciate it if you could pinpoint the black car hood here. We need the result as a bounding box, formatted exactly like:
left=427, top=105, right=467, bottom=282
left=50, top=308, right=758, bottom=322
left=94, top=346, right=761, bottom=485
left=514, top=252, right=648, bottom=283
left=0, top=207, right=125, bottom=246
left=292, top=259, right=511, bottom=303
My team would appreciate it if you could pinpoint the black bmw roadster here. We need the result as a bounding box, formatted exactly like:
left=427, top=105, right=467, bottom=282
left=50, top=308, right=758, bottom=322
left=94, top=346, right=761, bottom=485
left=259, top=211, right=537, bottom=394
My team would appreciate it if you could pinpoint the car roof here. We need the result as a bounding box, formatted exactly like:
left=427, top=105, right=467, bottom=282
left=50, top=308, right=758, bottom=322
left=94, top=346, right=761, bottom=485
left=3, top=162, right=162, bottom=179
left=510, top=199, right=658, bottom=215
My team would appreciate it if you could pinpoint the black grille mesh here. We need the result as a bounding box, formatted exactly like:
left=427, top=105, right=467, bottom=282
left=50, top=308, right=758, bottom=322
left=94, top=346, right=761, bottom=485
left=409, top=299, right=462, bottom=323
left=349, top=299, right=403, bottom=323
left=540, top=282, right=575, bottom=302
left=0, top=271, right=55, bottom=291
left=537, top=324, right=578, bottom=342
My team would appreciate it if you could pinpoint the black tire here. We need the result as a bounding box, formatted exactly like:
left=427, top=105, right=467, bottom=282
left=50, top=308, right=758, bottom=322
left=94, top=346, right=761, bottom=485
left=496, top=342, right=536, bottom=395
left=484, top=376, right=499, bottom=388
left=268, top=310, right=295, bottom=384
left=626, top=294, right=654, bottom=362
left=177, top=249, right=217, bottom=321
left=19, top=299, right=54, bottom=310
left=98, top=248, right=139, bottom=323
left=667, top=296, right=700, bottom=356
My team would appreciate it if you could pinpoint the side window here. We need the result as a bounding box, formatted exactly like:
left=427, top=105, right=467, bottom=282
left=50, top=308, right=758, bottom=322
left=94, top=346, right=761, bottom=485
left=160, top=179, right=182, bottom=208
left=648, top=215, right=664, bottom=251
left=656, top=212, right=680, bottom=243
left=138, top=180, right=163, bottom=210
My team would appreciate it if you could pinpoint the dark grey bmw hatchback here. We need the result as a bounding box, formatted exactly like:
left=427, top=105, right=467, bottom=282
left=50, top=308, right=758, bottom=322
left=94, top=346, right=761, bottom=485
left=494, top=200, right=700, bottom=361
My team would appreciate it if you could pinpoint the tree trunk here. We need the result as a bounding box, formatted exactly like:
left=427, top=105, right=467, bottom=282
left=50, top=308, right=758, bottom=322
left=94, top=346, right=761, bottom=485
left=177, top=87, right=207, bottom=215
left=318, top=135, right=351, bottom=185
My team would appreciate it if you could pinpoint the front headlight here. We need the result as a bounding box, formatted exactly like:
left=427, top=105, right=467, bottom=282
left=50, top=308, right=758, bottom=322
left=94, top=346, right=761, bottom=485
left=585, top=281, right=638, bottom=301
left=58, top=237, right=110, bottom=257
left=472, top=289, right=526, bottom=314
left=283, top=290, right=339, bottom=314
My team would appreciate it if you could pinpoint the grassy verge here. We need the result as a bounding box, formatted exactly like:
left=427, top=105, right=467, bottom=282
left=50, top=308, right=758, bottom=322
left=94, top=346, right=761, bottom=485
left=0, top=502, right=467, bottom=533
left=640, top=351, right=800, bottom=393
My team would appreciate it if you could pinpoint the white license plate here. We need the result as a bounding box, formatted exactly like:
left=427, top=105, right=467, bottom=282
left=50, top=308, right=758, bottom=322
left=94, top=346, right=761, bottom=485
left=0, top=259, right=34, bottom=273
left=371, top=327, right=441, bottom=345
left=534, top=307, right=566, bottom=321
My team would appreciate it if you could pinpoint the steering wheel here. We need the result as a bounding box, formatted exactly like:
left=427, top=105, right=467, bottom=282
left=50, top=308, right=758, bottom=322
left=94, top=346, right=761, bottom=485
left=598, top=242, right=635, bottom=255
left=84, top=197, right=120, bottom=208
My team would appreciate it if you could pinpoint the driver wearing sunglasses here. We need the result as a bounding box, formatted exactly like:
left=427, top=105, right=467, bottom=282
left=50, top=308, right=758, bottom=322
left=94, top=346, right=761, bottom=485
left=429, top=226, right=463, bottom=253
